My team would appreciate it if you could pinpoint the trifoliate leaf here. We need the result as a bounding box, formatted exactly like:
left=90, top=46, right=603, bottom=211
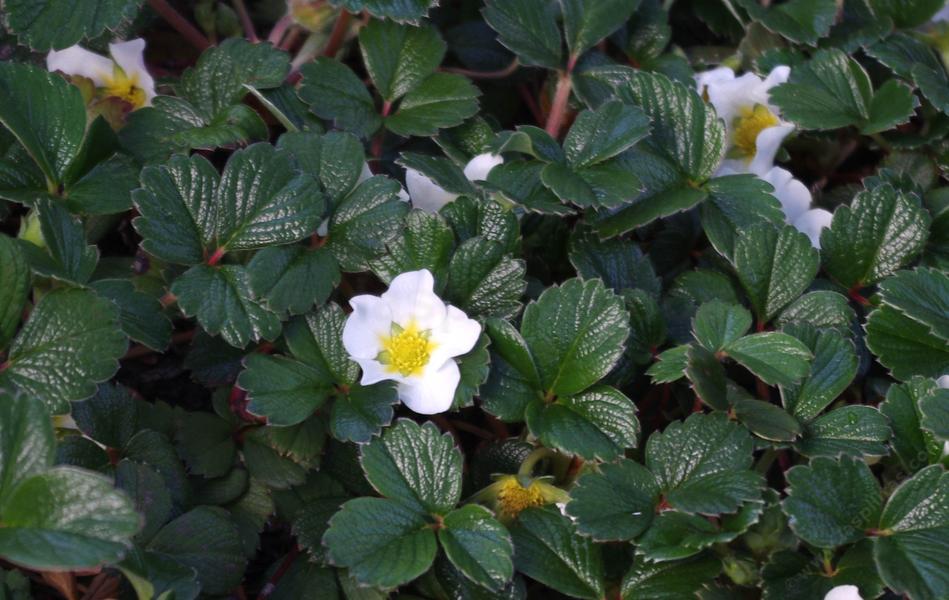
left=324, top=497, right=437, bottom=588
left=91, top=279, right=173, bottom=352
left=482, top=0, right=563, bottom=69
left=147, top=507, right=246, bottom=595
left=779, top=325, right=857, bottom=421
left=0, top=63, right=86, bottom=186
left=172, top=264, right=281, bottom=349
left=438, top=504, right=514, bottom=591
left=0, top=466, right=139, bottom=570
left=386, top=73, right=481, bottom=137
left=795, top=405, right=891, bottom=457
left=299, top=59, right=382, bottom=138
left=371, top=209, right=455, bottom=284
left=872, top=465, right=949, bottom=600
left=782, top=455, right=881, bottom=548
left=444, top=237, right=526, bottom=320
left=247, top=246, right=340, bottom=317
left=1, top=289, right=126, bottom=413
left=733, top=223, right=819, bottom=322
left=359, top=19, right=446, bottom=102
left=692, top=300, right=752, bottom=353
left=566, top=458, right=658, bottom=541
left=521, top=278, right=629, bottom=397
left=327, top=175, right=410, bottom=271
left=723, top=332, right=813, bottom=386
left=509, top=506, right=604, bottom=600
left=360, top=419, right=462, bottom=515
left=822, top=185, right=930, bottom=288
left=646, top=412, right=762, bottom=514
left=0, top=235, right=29, bottom=350
left=525, top=385, right=639, bottom=460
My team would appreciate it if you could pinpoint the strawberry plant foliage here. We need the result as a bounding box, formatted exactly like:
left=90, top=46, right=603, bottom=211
left=0, top=0, right=948, bottom=598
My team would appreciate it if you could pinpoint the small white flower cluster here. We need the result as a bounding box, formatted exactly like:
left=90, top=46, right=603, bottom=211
left=46, top=39, right=156, bottom=110
left=696, top=65, right=832, bottom=249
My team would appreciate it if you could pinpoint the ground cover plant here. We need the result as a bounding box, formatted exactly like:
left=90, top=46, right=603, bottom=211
left=0, top=0, right=947, bottom=598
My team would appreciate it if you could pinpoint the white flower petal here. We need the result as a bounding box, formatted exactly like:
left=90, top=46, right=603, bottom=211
left=397, top=186, right=410, bottom=203
left=695, top=66, right=735, bottom=94
left=428, top=305, right=482, bottom=367
left=823, top=585, right=863, bottom=600
left=405, top=167, right=458, bottom=213
left=354, top=357, right=402, bottom=386
left=463, top=153, right=503, bottom=182
left=762, top=65, right=791, bottom=90
left=109, top=38, right=155, bottom=104
left=358, top=161, right=373, bottom=183
left=46, top=45, right=114, bottom=86
left=381, top=269, right=447, bottom=330
left=707, top=72, right=762, bottom=126
left=398, top=359, right=460, bottom=414
left=793, top=208, right=833, bottom=249
left=342, top=295, right=391, bottom=359
left=938, top=374, right=949, bottom=388
left=748, top=123, right=794, bottom=176
left=761, top=166, right=811, bottom=223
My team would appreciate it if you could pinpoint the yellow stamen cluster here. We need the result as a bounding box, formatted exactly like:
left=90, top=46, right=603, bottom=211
left=496, top=477, right=546, bottom=519
left=378, top=322, right=435, bottom=377
left=102, top=66, right=147, bottom=109
left=732, top=104, right=779, bottom=158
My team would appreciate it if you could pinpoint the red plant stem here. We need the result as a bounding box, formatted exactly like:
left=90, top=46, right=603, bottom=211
left=256, top=546, right=300, bottom=600
left=322, top=10, right=352, bottom=57
left=544, top=54, right=577, bottom=138
left=147, top=0, right=211, bottom=51
left=441, top=59, right=519, bottom=79
left=518, top=83, right=544, bottom=124
left=268, top=14, right=293, bottom=45
left=207, top=246, right=226, bottom=266
left=159, top=291, right=177, bottom=308
left=848, top=285, right=871, bottom=307
left=232, top=0, right=259, bottom=42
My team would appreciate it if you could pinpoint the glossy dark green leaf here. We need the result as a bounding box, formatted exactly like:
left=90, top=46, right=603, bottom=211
left=359, top=20, right=446, bottom=101
left=386, top=73, right=481, bottom=137
left=621, top=553, right=721, bottom=600
left=0, top=235, right=29, bottom=349
left=568, top=227, right=660, bottom=296
left=560, top=0, right=641, bottom=57
left=566, top=458, right=658, bottom=541
left=299, top=59, right=382, bottom=138
left=371, top=209, right=454, bottom=284
left=795, top=405, right=891, bottom=457
left=328, top=175, right=410, bottom=271
left=444, top=237, right=526, bottom=320
left=563, top=101, right=650, bottom=169
left=692, top=300, right=752, bottom=352
left=329, top=0, right=436, bottom=23
left=880, top=377, right=944, bottom=473
left=247, top=246, right=340, bottom=317
left=702, top=174, right=785, bottom=259
left=780, top=325, right=857, bottom=421
left=866, top=305, right=949, bottom=380
left=482, top=0, right=563, bottom=69
left=438, top=504, right=514, bottom=591
left=91, top=279, right=173, bottom=352
left=723, top=332, right=813, bottom=386
left=735, top=0, right=836, bottom=45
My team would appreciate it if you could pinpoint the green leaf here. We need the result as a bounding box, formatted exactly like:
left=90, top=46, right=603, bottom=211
left=278, top=131, right=364, bottom=205
left=865, top=305, right=949, bottom=380
left=723, top=332, right=813, bottom=386
left=90, top=279, right=173, bottom=352
left=285, top=304, right=361, bottom=385
left=119, top=548, right=200, bottom=600
left=692, top=300, right=752, bottom=352
left=172, top=264, right=281, bottom=349
left=438, top=504, right=514, bottom=591
left=20, top=196, right=98, bottom=285
left=299, top=59, right=382, bottom=138
left=732, top=393, right=803, bottom=442
left=822, top=185, right=931, bottom=288
left=359, top=20, right=446, bottom=102
left=178, top=39, right=289, bottom=117
left=397, top=152, right=479, bottom=197
left=920, top=390, right=949, bottom=441
left=873, top=465, right=949, bottom=600
left=685, top=344, right=729, bottom=411
left=525, top=385, right=639, bottom=460
left=63, top=153, right=139, bottom=215
left=2, top=0, right=142, bottom=51
left=360, top=419, right=462, bottom=514
left=623, top=290, right=666, bottom=365
left=175, top=411, right=236, bottom=478
left=124, top=430, right=189, bottom=506
left=0, top=235, right=29, bottom=349
left=240, top=354, right=332, bottom=427
left=331, top=383, right=399, bottom=444
left=775, top=291, right=855, bottom=333
left=593, top=185, right=709, bottom=239
left=646, top=412, right=762, bottom=514
left=563, top=101, right=650, bottom=169
left=0, top=392, right=54, bottom=507
left=861, top=79, right=919, bottom=134
left=0, top=63, right=86, bottom=185
left=327, top=175, right=410, bottom=272
left=521, top=278, right=629, bottom=397
left=647, top=344, right=690, bottom=384
left=324, top=497, right=437, bottom=589
left=568, top=227, right=660, bottom=296
left=702, top=174, right=786, bottom=259
left=241, top=431, right=307, bottom=490
left=761, top=541, right=883, bottom=600
left=636, top=510, right=741, bottom=561
left=329, top=0, right=436, bottom=23
left=444, top=237, right=526, bottom=321
left=613, top=70, right=726, bottom=183
left=566, top=458, right=658, bottom=541
left=115, top=460, right=173, bottom=544
left=0, top=466, right=139, bottom=570
left=386, top=73, right=481, bottom=137
left=371, top=210, right=454, bottom=284
left=147, top=507, right=246, bottom=595
left=247, top=246, right=340, bottom=317
left=734, top=0, right=837, bottom=45
left=795, top=405, right=891, bottom=457
left=881, top=377, right=944, bottom=473
left=482, top=0, right=563, bottom=69
left=780, top=325, right=857, bottom=421
left=560, top=0, right=641, bottom=57
left=621, top=553, right=721, bottom=600
left=782, top=455, right=881, bottom=548
left=869, top=0, right=945, bottom=28
left=541, top=160, right=642, bottom=209
left=1, top=289, right=126, bottom=413
left=509, top=506, right=604, bottom=600
left=733, top=223, right=819, bottom=322
left=877, top=268, right=949, bottom=342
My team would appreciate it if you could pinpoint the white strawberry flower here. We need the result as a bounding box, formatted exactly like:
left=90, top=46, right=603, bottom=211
left=824, top=585, right=863, bottom=600
left=342, top=269, right=481, bottom=414
left=405, top=153, right=504, bottom=213
left=47, top=39, right=156, bottom=109
left=759, top=166, right=832, bottom=249
left=696, top=65, right=793, bottom=175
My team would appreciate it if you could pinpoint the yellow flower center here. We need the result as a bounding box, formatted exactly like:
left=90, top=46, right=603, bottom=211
left=496, top=477, right=546, bottom=519
left=732, top=104, right=779, bottom=158
left=378, top=321, right=435, bottom=377
left=102, top=65, right=147, bottom=109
